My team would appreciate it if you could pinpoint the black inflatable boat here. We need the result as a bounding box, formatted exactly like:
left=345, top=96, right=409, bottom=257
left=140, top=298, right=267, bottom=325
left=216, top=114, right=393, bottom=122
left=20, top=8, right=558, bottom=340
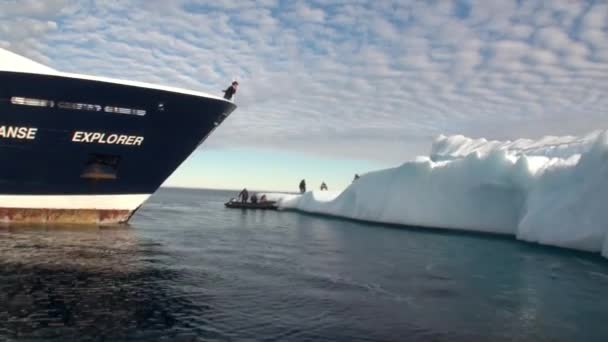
left=224, top=200, right=278, bottom=210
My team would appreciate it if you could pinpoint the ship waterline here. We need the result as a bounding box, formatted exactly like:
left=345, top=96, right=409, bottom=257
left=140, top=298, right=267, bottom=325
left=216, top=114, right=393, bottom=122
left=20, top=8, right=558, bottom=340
left=0, top=194, right=149, bottom=223
left=0, top=208, right=133, bottom=224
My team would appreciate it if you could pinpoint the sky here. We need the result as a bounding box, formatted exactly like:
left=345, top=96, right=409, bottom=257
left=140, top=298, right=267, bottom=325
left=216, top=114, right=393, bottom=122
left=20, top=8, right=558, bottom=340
left=1, top=0, right=607, bottom=192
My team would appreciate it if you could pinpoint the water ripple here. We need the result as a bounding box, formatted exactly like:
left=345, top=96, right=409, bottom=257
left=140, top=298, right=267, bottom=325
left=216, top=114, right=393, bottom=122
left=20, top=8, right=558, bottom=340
left=1, top=188, right=608, bottom=341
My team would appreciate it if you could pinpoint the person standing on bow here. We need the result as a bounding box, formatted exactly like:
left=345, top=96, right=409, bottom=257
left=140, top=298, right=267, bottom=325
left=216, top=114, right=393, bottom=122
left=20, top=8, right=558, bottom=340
left=223, top=81, right=238, bottom=100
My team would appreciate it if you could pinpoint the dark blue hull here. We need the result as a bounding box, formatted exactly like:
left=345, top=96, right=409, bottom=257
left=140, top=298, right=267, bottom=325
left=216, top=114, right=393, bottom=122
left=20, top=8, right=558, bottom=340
left=0, top=71, right=236, bottom=196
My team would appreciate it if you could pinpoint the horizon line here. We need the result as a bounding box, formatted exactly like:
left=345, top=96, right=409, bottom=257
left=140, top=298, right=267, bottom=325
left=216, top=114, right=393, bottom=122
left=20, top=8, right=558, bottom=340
left=160, top=185, right=301, bottom=194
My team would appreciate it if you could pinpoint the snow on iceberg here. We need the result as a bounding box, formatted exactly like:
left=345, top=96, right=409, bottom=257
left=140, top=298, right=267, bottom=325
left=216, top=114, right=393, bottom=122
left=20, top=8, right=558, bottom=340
left=272, top=130, right=608, bottom=258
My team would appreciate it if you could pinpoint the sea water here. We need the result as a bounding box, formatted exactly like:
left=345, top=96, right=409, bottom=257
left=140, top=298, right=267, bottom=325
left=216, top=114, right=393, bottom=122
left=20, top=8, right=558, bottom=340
left=1, top=187, right=607, bottom=341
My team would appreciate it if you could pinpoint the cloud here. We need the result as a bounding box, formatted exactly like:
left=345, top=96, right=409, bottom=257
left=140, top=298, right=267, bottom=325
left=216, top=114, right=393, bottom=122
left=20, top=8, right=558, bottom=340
left=294, top=2, right=326, bottom=22
left=535, top=26, right=574, bottom=52
left=0, top=0, right=73, bottom=18
left=1, top=0, right=608, bottom=165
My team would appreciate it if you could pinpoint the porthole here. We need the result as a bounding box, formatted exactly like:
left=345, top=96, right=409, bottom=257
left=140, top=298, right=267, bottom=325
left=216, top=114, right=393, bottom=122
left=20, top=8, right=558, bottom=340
left=58, top=102, right=102, bottom=111
left=104, top=106, right=146, bottom=116
left=10, top=96, right=54, bottom=107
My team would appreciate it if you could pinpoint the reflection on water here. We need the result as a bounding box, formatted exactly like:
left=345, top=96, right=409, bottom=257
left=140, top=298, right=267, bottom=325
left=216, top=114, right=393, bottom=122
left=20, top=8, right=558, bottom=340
left=0, top=225, right=196, bottom=341
left=0, top=225, right=139, bottom=272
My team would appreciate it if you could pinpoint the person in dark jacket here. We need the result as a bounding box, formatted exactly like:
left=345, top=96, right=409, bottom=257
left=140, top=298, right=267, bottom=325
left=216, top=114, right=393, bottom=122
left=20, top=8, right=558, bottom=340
left=299, top=179, right=306, bottom=193
left=223, top=81, right=238, bottom=100
left=238, top=188, right=248, bottom=203
left=320, top=182, right=328, bottom=191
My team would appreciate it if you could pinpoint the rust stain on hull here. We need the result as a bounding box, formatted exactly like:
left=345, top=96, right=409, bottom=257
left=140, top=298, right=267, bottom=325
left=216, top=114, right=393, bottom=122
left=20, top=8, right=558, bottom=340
left=0, top=208, right=133, bottom=224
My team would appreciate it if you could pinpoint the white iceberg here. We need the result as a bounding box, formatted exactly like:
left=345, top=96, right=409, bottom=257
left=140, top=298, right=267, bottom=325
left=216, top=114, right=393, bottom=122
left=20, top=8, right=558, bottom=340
left=269, top=130, right=608, bottom=258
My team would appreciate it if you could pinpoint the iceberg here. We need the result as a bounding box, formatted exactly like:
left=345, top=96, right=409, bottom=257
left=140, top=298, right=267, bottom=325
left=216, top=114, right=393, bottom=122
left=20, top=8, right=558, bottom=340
left=269, top=130, right=608, bottom=258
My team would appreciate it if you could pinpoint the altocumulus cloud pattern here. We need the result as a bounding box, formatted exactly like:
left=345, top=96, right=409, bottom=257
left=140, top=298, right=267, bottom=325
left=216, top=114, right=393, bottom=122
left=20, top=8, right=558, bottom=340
left=1, top=0, right=607, bottom=163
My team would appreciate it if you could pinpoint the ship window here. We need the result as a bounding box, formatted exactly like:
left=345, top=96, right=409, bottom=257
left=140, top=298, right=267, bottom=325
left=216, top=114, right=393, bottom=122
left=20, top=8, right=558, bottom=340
left=10, top=96, right=54, bottom=107
left=58, top=102, right=102, bottom=112
left=104, top=106, right=146, bottom=116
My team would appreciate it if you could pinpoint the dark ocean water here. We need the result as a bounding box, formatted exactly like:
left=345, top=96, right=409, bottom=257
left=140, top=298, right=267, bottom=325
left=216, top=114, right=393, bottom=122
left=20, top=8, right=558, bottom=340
left=1, top=188, right=608, bottom=342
